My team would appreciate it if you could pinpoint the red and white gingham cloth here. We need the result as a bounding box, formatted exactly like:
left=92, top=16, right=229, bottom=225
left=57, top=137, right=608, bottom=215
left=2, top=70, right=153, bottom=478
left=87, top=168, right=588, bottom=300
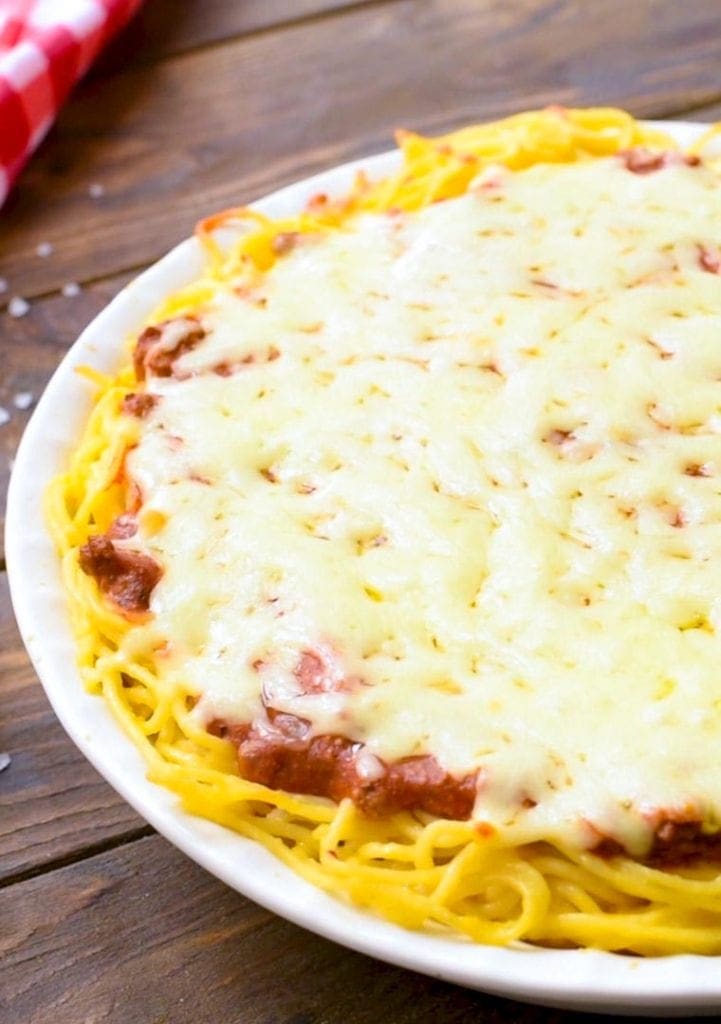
left=0, top=0, right=143, bottom=205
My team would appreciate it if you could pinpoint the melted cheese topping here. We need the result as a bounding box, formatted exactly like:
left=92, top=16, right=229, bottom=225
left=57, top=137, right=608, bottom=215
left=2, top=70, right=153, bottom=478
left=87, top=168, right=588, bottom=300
left=127, top=156, right=721, bottom=854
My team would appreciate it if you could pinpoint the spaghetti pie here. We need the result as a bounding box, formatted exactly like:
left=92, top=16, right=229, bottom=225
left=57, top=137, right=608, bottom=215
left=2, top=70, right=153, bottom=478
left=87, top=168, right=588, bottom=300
left=49, top=108, right=721, bottom=955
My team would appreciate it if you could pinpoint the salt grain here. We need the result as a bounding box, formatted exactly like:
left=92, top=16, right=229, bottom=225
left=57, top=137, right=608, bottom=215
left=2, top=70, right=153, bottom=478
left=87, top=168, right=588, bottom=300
left=88, top=182, right=105, bottom=199
left=0, top=753, right=10, bottom=772
left=13, top=391, right=33, bottom=410
left=8, top=296, right=30, bottom=318
left=36, top=241, right=54, bottom=258
left=0, top=278, right=7, bottom=294
left=62, top=282, right=80, bottom=298
left=0, top=407, right=9, bottom=427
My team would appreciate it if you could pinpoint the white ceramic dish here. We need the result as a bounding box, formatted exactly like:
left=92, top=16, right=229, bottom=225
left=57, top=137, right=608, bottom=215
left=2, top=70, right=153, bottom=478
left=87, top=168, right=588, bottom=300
left=7, top=120, right=721, bottom=1016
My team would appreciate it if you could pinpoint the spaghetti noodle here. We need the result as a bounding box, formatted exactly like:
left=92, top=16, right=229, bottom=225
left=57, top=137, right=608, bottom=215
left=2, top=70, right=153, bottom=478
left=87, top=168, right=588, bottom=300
left=47, top=107, right=721, bottom=955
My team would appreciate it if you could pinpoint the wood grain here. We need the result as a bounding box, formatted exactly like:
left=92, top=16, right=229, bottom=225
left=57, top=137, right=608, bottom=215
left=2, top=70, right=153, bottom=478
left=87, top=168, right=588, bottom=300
left=2, top=833, right=569, bottom=1024
left=0, top=571, right=146, bottom=883
left=93, top=0, right=377, bottom=70
left=5, top=0, right=721, bottom=299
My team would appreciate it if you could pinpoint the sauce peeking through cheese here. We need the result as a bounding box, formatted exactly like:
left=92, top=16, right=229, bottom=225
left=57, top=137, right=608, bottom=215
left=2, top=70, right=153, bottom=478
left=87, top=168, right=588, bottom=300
left=209, top=711, right=477, bottom=819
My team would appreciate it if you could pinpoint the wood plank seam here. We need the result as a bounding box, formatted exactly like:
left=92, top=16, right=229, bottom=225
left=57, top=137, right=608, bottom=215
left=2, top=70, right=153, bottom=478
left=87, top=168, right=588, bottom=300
left=2, top=259, right=152, bottom=308
left=124, top=0, right=410, bottom=69
left=0, top=824, right=154, bottom=891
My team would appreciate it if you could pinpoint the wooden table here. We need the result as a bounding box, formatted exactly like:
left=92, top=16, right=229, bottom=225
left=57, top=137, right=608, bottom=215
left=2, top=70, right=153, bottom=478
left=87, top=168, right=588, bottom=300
left=3, top=2, right=721, bottom=1019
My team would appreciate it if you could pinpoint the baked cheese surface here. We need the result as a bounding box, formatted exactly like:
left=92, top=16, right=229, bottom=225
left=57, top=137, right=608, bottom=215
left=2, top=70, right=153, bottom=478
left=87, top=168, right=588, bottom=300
left=127, top=155, right=721, bottom=853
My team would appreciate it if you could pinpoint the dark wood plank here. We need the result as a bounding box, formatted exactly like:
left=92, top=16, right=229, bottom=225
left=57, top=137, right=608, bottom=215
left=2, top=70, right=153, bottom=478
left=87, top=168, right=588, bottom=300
left=0, top=571, right=146, bottom=883
left=93, top=0, right=372, bottom=72
left=5, top=0, right=721, bottom=299
left=3, top=832, right=616, bottom=1024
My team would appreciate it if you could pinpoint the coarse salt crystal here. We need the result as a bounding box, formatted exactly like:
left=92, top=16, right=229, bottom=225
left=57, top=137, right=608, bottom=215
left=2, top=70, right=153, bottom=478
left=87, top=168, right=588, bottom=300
left=88, top=183, right=105, bottom=199
left=36, top=241, right=54, bottom=258
left=0, top=278, right=7, bottom=294
left=62, top=282, right=80, bottom=298
left=0, top=407, right=10, bottom=426
left=13, top=391, right=33, bottom=410
left=8, top=296, right=30, bottom=317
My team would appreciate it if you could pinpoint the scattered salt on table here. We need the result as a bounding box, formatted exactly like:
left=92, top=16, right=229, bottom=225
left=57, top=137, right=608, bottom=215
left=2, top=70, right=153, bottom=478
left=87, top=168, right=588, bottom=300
left=62, top=282, right=80, bottom=297
left=0, top=408, right=10, bottom=427
left=13, top=391, right=33, bottom=410
left=36, top=241, right=54, bottom=258
left=8, top=296, right=30, bottom=317
left=88, top=183, right=105, bottom=199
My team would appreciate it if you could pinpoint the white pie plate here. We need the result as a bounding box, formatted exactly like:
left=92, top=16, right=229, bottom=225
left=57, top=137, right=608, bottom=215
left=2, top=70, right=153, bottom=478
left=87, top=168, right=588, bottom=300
left=7, top=119, right=721, bottom=1016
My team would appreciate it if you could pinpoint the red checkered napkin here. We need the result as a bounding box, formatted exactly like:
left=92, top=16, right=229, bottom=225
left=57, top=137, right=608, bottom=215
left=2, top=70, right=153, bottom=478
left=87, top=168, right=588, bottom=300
left=0, top=0, right=143, bottom=205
